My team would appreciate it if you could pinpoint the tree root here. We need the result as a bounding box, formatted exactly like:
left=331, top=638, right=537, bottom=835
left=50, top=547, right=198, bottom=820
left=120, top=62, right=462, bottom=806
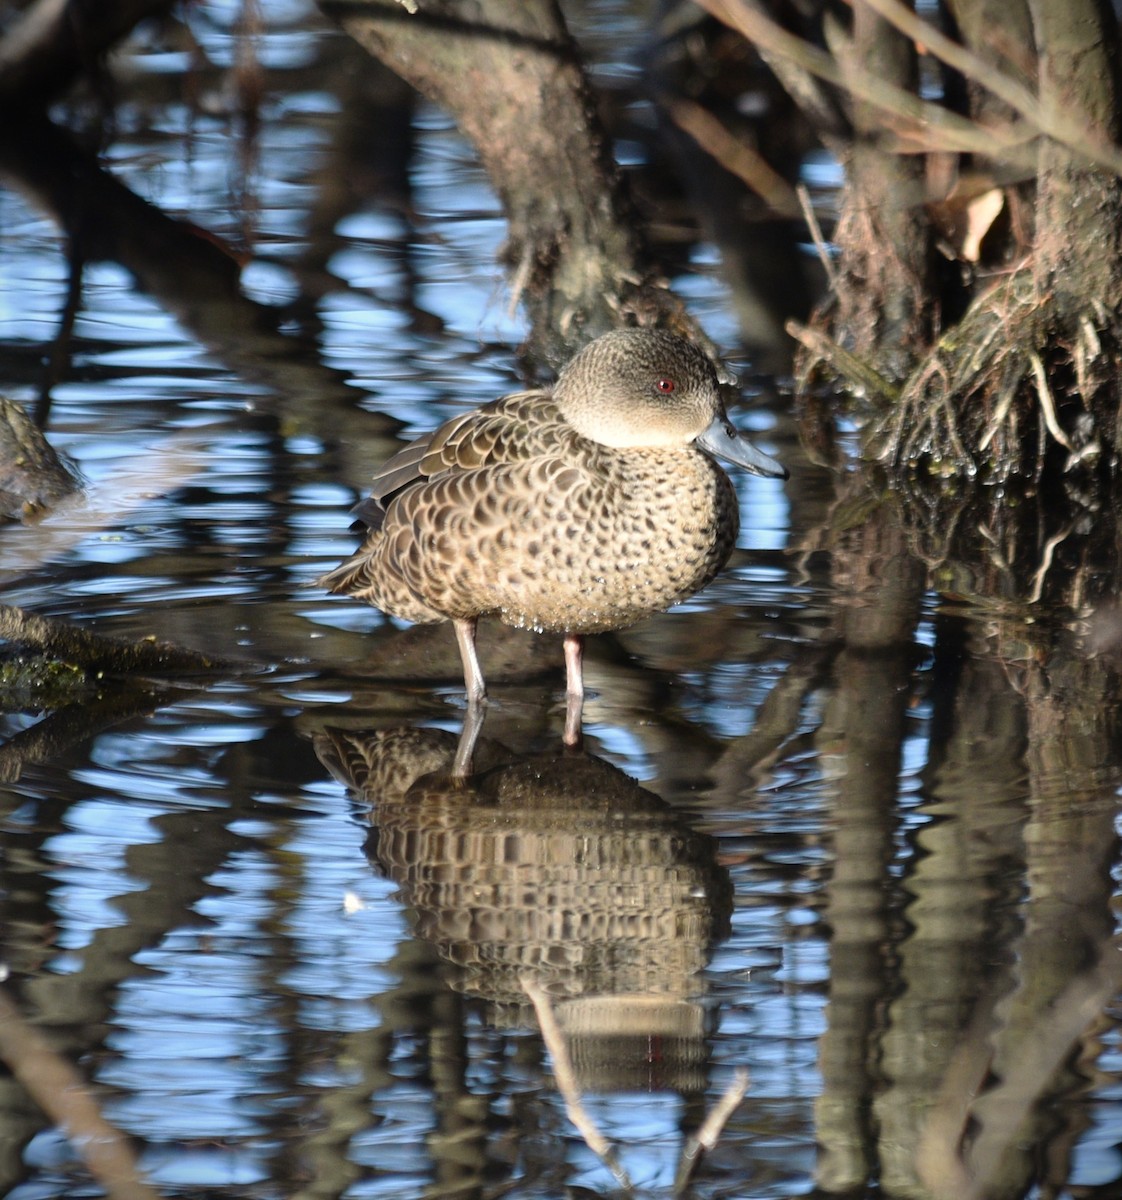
left=787, top=321, right=901, bottom=407
left=799, top=266, right=1122, bottom=484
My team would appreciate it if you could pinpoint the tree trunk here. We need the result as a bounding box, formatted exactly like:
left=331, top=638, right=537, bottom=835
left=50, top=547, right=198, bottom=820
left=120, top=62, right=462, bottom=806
left=824, top=2, right=936, bottom=380
left=944, top=0, right=1037, bottom=255
left=321, top=0, right=673, bottom=362
left=1027, top=0, right=1122, bottom=300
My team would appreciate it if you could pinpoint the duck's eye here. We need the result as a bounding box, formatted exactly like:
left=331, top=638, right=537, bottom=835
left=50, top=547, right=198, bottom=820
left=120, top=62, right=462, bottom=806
left=655, top=377, right=676, bottom=394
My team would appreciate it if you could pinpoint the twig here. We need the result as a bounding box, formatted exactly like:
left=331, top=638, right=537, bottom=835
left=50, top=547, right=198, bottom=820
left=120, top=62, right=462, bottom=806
left=674, top=1068, right=750, bottom=1195
left=978, top=379, right=1019, bottom=452
left=664, top=97, right=802, bottom=217
left=796, top=183, right=839, bottom=292
left=1027, top=525, right=1073, bottom=604
left=695, top=0, right=1036, bottom=162
left=786, top=320, right=901, bottom=405
left=859, top=0, right=1122, bottom=179
left=693, top=1069, right=750, bottom=1152
left=522, top=978, right=634, bottom=1193
left=1029, top=349, right=1074, bottom=451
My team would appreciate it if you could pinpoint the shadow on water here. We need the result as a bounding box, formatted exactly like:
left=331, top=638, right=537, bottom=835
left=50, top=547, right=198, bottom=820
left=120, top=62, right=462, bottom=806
left=0, top=4, right=1120, bottom=1200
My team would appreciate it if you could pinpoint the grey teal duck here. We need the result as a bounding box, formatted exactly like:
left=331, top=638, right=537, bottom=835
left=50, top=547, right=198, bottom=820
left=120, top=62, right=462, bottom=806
left=322, top=327, right=787, bottom=742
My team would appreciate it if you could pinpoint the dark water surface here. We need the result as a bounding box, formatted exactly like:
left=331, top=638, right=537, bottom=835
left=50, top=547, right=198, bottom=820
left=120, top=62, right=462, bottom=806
left=1, top=5, right=1120, bottom=1199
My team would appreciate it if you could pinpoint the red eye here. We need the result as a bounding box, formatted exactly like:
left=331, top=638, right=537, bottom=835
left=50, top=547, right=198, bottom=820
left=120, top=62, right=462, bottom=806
left=656, top=377, right=676, bottom=394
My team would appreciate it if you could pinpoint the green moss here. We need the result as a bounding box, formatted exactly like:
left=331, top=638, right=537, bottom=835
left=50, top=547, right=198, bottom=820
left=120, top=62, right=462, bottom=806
left=0, top=655, right=95, bottom=712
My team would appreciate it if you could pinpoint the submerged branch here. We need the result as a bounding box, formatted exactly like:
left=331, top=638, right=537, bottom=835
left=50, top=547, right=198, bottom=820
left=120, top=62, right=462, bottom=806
left=0, top=397, right=80, bottom=521
left=0, top=987, right=161, bottom=1200
left=522, top=977, right=635, bottom=1192
left=0, top=605, right=238, bottom=678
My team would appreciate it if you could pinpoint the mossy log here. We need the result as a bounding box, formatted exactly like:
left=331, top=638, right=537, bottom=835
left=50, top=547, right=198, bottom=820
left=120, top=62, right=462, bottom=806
left=0, top=605, right=239, bottom=683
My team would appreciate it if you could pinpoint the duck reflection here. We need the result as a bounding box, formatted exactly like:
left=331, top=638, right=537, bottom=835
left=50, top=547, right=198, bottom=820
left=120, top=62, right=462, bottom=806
left=315, top=725, right=732, bottom=1093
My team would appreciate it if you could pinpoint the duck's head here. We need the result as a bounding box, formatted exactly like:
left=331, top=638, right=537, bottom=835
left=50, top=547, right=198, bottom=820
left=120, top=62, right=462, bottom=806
left=553, top=328, right=788, bottom=479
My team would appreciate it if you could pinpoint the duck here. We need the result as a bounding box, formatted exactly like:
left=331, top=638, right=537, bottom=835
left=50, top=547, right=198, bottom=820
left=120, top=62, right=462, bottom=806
left=321, top=327, right=787, bottom=746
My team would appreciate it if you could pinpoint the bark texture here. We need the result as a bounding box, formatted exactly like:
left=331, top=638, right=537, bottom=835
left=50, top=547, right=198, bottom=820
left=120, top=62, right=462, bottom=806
left=1027, top=0, right=1122, bottom=298
left=828, top=3, right=936, bottom=378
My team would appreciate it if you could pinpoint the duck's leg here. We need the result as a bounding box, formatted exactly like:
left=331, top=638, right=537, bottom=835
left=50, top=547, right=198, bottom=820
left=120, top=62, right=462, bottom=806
left=452, top=617, right=487, bottom=778
left=562, top=633, right=584, bottom=748
left=453, top=617, right=486, bottom=703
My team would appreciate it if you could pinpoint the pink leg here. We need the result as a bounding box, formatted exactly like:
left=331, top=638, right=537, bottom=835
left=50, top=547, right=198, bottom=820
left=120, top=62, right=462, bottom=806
left=453, top=617, right=486, bottom=703
left=563, top=633, right=584, bottom=747
left=452, top=618, right=488, bottom=777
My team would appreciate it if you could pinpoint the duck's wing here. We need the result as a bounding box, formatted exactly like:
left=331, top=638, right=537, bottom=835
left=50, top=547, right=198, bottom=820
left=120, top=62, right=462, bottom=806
left=352, top=389, right=571, bottom=527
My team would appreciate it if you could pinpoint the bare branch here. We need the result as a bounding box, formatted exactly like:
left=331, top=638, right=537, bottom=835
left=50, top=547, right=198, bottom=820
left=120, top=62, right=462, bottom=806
left=859, top=0, right=1122, bottom=177
left=664, top=97, right=802, bottom=217
left=796, top=184, right=839, bottom=292
left=522, top=977, right=635, bottom=1193
left=694, top=0, right=1037, bottom=163
left=674, top=1069, right=750, bottom=1194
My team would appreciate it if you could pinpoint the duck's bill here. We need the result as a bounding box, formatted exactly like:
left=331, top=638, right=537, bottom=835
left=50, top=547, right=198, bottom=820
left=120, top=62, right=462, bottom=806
left=697, top=417, right=788, bottom=479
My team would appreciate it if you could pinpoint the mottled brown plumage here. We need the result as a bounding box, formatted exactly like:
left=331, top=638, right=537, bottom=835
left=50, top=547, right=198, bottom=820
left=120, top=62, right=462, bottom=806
left=322, top=328, right=786, bottom=744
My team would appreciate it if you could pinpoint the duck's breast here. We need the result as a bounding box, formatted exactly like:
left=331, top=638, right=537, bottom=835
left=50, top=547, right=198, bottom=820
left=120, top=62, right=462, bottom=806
left=477, top=447, right=740, bottom=634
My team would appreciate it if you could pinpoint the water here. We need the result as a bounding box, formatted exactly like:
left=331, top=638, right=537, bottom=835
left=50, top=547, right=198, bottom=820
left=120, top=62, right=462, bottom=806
left=1, top=4, right=1120, bottom=1199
